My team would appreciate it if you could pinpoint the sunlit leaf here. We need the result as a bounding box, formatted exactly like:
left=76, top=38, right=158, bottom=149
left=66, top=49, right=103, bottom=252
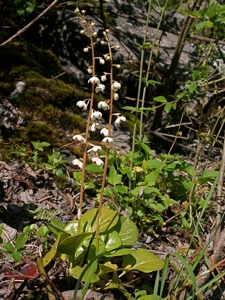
left=123, top=249, right=164, bottom=272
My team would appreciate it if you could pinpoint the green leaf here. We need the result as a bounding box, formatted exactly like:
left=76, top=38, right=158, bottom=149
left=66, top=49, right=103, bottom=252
left=138, top=296, right=163, bottom=300
left=123, top=106, right=140, bottom=113
left=3, top=242, right=15, bottom=252
left=153, top=96, right=167, bottom=103
left=101, top=231, right=121, bottom=251
left=73, top=171, right=82, bottom=183
left=85, top=164, right=103, bottom=173
left=146, top=79, right=161, bottom=87
left=31, top=141, right=50, bottom=151
left=108, top=165, right=122, bottom=186
left=115, top=185, right=128, bottom=194
left=164, top=102, right=173, bottom=113
left=118, top=216, right=139, bottom=245
left=188, top=81, right=197, bottom=93
left=12, top=251, right=23, bottom=262
left=80, top=207, right=119, bottom=233
left=123, top=249, right=164, bottom=272
left=144, top=170, right=159, bottom=186
left=47, top=218, right=66, bottom=237
left=15, top=233, right=28, bottom=250
left=42, top=232, right=69, bottom=266
left=84, top=182, right=95, bottom=190
left=146, top=159, right=163, bottom=169
left=70, top=263, right=99, bottom=283
left=57, top=233, right=92, bottom=257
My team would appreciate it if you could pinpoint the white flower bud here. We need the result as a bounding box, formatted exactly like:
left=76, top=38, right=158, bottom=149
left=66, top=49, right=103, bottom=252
left=89, top=123, right=96, bottom=132
left=90, top=22, right=95, bottom=27
left=88, top=76, right=100, bottom=85
left=98, top=101, right=110, bottom=110
left=72, top=159, right=83, bottom=169
left=76, top=100, right=88, bottom=110
left=74, top=7, right=80, bottom=13
left=100, top=128, right=109, bottom=136
left=92, top=157, right=104, bottom=166
left=115, top=116, right=126, bottom=125
left=101, top=41, right=107, bottom=45
left=81, top=10, right=86, bottom=14
left=87, top=68, right=92, bottom=74
left=83, top=47, right=89, bottom=53
left=111, top=81, right=121, bottom=91
left=99, top=58, right=105, bottom=65
left=115, top=45, right=120, bottom=50
left=114, top=64, right=121, bottom=69
left=95, top=84, right=105, bottom=93
left=102, top=137, right=114, bottom=144
left=80, top=30, right=85, bottom=34
left=91, top=110, right=102, bottom=121
left=114, top=92, right=119, bottom=101
left=101, top=74, right=107, bottom=82
left=73, top=135, right=86, bottom=143
left=88, top=145, right=102, bottom=153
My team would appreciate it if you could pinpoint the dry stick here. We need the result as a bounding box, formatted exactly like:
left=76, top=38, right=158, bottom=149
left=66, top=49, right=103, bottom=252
left=214, top=131, right=225, bottom=244
left=0, top=0, right=59, bottom=47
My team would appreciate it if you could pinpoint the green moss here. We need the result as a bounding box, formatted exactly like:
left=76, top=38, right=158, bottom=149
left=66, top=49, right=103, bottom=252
left=27, top=121, right=53, bottom=143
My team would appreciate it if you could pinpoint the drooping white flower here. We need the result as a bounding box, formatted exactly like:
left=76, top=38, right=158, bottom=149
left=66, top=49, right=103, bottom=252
left=92, top=157, right=104, bottom=166
left=95, top=84, right=105, bottom=93
left=115, top=116, right=126, bottom=125
left=74, top=7, right=80, bottom=13
left=114, top=93, right=119, bottom=101
left=88, top=145, right=102, bottom=153
left=87, top=68, right=92, bottom=74
left=89, top=123, right=97, bottom=132
left=98, top=101, right=110, bottom=110
left=111, top=81, right=121, bottom=91
left=99, top=58, right=105, bottom=65
left=72, top=159, right=83, bottom=169
left=73, top=135, right=86, bottom=143
left=92, top=31, right=97, bottom=37
left=100, top=128, right=109, bottom=136
left=83, top=47, right=89, bottom=53
left=91, top=110, right=102, bottom=121
left=101, top=74, right=107, bottom=82
left=80, top=29, right=85, bottom=34
left=102, top=137, right=114, bottom=144
left=88, top=76, right=100, bottom=85
left=76, top=100, right=88, bottom=110
left=114, top=64, right=121, bottom=69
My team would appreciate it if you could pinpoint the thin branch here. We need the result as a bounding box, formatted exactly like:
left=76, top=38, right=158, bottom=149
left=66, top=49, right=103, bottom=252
left=0, top=0, right=59, bottom=47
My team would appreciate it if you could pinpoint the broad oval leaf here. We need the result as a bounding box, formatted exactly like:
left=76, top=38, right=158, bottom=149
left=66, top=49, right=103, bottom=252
left=118, top=216, right=139, bottom=245
left=123, top=249, right=164, bottom=273
left=153, top=96, right=167, bottom=103
left=57, top=233, right=92, bottom=257
left=80, top=207, right=119, bottom=233
left=101, top=231, right=121, bottom=251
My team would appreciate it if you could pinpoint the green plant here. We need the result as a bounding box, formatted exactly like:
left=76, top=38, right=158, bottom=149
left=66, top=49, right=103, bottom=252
left=38, top=9, right=165, bottom=299
left=0, top=233, right=28, bottom=262
left=43, top=207, right=164, bottom=299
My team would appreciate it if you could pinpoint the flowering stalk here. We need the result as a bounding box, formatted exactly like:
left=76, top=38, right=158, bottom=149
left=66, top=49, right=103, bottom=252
left=75, top=9, right=97, bottom=234
left=95, top=30, right=114, bottom=252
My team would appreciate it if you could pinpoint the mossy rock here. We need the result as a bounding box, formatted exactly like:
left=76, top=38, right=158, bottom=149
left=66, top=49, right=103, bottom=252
left=0, top=40, right=93, bottom=157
